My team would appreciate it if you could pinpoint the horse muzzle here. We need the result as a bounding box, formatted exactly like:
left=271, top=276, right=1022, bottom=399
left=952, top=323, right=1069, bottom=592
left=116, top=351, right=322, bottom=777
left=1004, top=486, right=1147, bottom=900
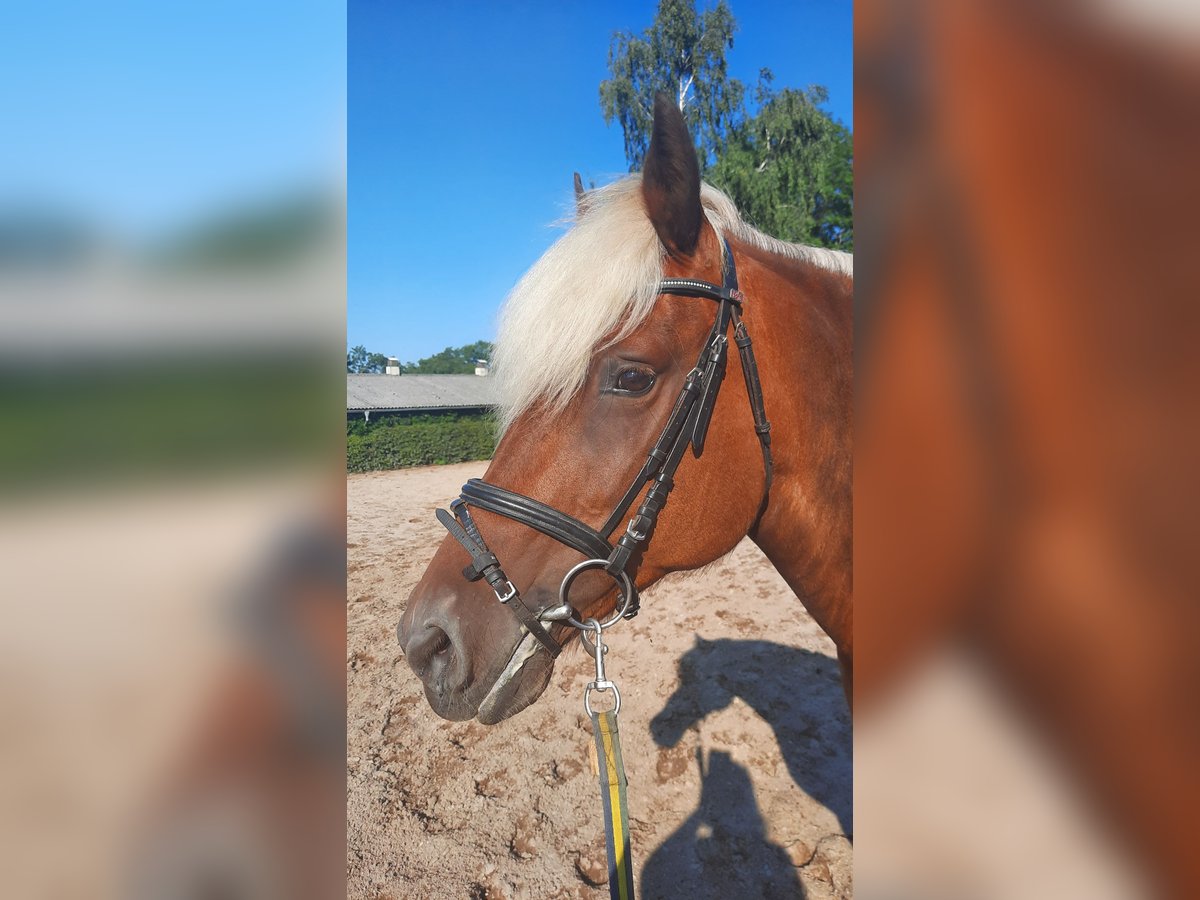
left=398, top=588, right=558, bottom=723
left=397, top=606, right=476, bottom=720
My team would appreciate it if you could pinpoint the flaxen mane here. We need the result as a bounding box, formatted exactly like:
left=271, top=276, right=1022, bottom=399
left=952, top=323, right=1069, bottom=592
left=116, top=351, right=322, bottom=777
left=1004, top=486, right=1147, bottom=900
left=493, top=177, right=851, bottom=431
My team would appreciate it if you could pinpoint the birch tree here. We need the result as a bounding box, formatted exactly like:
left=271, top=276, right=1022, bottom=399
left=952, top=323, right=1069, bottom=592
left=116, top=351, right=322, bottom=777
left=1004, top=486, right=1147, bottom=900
left=599, top=0, right=742, bottom=171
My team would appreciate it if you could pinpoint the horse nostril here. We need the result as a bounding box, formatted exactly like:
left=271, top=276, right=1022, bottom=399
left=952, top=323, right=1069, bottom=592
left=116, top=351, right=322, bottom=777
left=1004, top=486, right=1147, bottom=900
left=430, top=629, right=451, bottom=657
left=405, top=623, right=456, bottom=678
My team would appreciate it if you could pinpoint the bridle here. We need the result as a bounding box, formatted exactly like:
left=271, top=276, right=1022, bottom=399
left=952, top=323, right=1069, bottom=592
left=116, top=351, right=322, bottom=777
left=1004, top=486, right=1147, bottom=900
left=435, top=237, right=773, bottom=661
left=433, top=235, right=773, bottom=900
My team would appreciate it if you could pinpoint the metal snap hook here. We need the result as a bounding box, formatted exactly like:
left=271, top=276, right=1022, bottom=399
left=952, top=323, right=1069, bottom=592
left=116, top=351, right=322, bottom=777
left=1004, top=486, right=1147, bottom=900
left=584, top=682, right=621, bottom=716
left=582, top=619, right=621, bottom=716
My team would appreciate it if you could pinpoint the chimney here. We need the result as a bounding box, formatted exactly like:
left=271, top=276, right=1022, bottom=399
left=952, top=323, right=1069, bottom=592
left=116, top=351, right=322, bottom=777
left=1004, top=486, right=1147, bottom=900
left=474, top=359, right=490, bottom=377
left=385, top=357, right=401, bottom=376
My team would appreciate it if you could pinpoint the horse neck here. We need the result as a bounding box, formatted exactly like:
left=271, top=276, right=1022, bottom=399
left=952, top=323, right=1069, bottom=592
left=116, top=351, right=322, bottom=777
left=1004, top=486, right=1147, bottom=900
left=738, top=241, right=854, bottom=650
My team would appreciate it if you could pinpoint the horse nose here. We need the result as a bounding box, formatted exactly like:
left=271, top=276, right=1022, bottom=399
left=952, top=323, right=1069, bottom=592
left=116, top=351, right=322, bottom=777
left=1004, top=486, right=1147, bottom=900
left=399, top=614, right=469, bottom=697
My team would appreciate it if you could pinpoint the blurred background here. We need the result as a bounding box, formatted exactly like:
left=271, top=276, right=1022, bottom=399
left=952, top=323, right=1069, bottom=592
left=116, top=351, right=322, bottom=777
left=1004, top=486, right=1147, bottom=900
left=5, top=1, right=1200, bottom=898
left=0, top=2, right=345, bottom=898
left=856, top=0, right=1199, bottom=897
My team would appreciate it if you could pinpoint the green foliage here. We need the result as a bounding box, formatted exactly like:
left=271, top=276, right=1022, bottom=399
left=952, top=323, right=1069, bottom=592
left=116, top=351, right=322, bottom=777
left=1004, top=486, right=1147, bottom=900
left=401, top=340, right=493, bottom=375
left=599, top=1, right=853, bottom=249
left=346, top=412, right=475, bottom=436
left=600, top=0, right=742, bottom=170
left=707, top=78, right=853, bottom=249
left=346, top=415, right=496, bottom=472
left=347, top=344, right=389, bottom=373
left=347, top=341, right=493, bottom=375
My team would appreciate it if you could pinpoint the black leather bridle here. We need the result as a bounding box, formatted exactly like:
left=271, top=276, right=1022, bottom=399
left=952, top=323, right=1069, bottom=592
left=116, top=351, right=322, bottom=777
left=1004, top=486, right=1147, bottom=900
left=435, top=238, right=773, bottom=657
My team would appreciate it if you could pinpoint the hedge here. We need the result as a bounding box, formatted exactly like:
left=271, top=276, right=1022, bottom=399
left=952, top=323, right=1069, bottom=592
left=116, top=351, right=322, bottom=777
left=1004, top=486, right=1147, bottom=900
left=346, top=415, right=496, bottom=472
left=0, top=356, right=334, bottom=494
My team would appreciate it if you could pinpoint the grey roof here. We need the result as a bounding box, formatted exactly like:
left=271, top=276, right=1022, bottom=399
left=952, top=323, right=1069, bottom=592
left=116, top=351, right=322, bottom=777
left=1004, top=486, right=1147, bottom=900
left=347, top=374, right=500, bottom=412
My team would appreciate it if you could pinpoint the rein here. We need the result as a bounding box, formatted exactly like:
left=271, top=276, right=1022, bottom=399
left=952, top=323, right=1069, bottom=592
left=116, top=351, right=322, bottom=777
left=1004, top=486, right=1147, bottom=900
left=434, top=237, right=772, bottom=897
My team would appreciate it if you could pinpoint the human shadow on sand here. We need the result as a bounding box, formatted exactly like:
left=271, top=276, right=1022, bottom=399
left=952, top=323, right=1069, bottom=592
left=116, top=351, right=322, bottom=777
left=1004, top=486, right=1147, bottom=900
left=649, top=636, right=852, bottom=837
left=640, top=749, right=803, bottom=899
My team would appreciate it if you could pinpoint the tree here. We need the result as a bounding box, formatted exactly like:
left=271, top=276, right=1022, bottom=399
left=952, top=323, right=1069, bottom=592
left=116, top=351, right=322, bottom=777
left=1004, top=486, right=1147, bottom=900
left=347, top=345, right=388, bottom=373
left=707, top=76, right=853, bottom=249
left=349, top=341, right=495, bottom=375
left=600, top=0, right=742, bottom=170
left=401, top=341, right=493, bottom=375
left=599, top=2, right=853, bottom=249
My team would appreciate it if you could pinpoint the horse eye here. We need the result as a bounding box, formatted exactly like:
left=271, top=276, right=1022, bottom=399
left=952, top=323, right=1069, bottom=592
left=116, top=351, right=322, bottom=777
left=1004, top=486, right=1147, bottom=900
left=614, top=366, right=655, bottom=395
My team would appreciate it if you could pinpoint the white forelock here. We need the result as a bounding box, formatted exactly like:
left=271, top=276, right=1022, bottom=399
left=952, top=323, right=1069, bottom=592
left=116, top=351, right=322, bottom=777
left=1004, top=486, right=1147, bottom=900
left=492, top=176, right=851, bottom=431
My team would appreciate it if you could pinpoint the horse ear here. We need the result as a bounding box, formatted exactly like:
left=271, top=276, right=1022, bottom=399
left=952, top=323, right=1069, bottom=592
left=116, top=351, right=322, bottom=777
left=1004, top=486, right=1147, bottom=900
left=642, top=93, right=702, bottom=257
left=571, top=174, right=590, bottom=220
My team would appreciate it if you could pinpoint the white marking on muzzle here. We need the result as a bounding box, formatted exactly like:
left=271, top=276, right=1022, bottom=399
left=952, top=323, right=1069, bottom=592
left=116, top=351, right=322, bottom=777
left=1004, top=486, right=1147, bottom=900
left=476, top=630, right=543, bottom=721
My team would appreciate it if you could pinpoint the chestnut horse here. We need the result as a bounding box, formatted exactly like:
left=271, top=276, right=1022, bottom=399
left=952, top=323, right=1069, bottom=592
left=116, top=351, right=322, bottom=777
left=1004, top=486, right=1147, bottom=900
left=399, top=97, right=852, bottom=725
left=856, top=1, right=1200, bottom=894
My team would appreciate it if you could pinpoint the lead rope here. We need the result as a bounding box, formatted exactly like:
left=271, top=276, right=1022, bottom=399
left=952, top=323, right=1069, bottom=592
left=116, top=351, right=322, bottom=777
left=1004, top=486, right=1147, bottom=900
left=581, top=620, right=635, bottom=900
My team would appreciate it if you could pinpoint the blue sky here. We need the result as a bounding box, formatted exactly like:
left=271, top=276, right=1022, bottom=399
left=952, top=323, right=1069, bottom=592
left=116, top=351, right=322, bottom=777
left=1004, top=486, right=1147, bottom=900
left=0, top=1, right=344, bottom=238
left=349, top=0, right=852, bottom=364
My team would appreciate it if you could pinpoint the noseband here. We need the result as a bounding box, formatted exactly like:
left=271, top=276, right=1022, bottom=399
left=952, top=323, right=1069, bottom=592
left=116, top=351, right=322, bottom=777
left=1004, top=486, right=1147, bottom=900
left=436, top=238, right=773, bottom=657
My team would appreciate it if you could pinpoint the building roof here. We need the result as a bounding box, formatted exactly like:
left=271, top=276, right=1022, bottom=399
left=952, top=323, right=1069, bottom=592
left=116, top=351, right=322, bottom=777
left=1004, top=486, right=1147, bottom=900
left=347, top=373, right=500, bottom=412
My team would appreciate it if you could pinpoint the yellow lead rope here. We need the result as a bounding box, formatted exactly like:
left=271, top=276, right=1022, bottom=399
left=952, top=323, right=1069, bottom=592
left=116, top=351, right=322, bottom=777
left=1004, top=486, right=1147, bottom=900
left=591, top=708, right=635, bottom=900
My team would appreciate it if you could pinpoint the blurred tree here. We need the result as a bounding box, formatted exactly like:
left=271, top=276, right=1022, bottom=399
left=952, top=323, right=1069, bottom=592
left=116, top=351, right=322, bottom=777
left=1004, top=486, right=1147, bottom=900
left=600, top=0, right=742, bottom=170
left=152, top=192, right=334, bottom=270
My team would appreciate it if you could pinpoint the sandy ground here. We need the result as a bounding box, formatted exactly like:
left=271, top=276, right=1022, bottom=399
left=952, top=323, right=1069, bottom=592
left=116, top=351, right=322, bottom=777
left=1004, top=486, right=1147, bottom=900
left=0, top=474, right=328, bottom=898
left=347, top=462, right=852, bottom=899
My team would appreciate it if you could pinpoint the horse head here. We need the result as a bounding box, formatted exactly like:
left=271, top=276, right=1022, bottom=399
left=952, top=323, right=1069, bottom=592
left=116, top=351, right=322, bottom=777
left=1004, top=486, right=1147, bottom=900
left=649, top=636, right=736, bottom=746
left=398, top=97, right=777, bottom=722
left=399, top=92, right=853, bottom=724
